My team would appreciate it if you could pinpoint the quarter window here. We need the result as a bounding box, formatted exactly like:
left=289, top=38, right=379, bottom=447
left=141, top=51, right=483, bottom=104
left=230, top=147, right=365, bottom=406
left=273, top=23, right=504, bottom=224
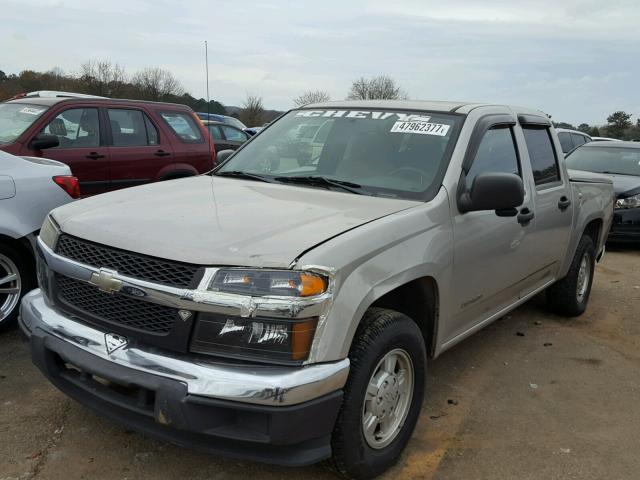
left=221, top=125, right=248, bottom=142
left=207, top=125, right=223, bottom=140
left=523, top=127, right=560, bottom=186
left=466, top=126, right=520, bottom=190
left=42, top=108, right=100, bottom=148
left=160, top=112, right=203, bottom=143
left=557, top=132, right=573, bottom=153
left=107, top=109, right=158, bottom=147
left=571, top=133, right=587, bottom=147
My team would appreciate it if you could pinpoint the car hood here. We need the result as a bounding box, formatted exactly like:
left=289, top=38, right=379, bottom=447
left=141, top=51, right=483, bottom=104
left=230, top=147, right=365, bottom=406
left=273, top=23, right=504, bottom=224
left=51, top=176, right=420, bottom=267
left=607, top=173, right=640, bottom=197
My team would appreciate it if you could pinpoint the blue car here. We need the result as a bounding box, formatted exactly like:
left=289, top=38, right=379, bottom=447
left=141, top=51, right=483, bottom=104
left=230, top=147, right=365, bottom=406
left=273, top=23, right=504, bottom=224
left=196, top=112, right=246, bottom=130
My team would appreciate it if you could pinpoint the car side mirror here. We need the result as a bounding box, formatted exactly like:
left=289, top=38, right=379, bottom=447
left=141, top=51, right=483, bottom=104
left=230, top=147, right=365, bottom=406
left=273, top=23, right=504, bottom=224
left=458, top=172, right=524, bottom=214
left=216, top=149, right=234, bottom=164
left=30, top=134, right=59, bottom=150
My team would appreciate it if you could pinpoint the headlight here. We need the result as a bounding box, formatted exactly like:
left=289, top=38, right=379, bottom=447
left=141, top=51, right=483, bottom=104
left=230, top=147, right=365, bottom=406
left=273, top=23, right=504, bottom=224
left=39, top=215, right=60, bottom=250
left=191, top=313, right=317, bottom=362
left=209, top=269, right=327, bottom=297
left=615, top=193, right=640, bottom=209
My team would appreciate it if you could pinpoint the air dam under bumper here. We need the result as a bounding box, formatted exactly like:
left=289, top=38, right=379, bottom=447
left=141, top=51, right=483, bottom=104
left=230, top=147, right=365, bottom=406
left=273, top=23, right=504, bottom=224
left=20, top=289, right=349, bottom=466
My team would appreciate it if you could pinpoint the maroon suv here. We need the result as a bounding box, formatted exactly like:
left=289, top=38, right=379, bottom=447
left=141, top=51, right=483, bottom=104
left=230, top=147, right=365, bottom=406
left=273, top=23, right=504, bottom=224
left=0, top=94, right=215, bottom=195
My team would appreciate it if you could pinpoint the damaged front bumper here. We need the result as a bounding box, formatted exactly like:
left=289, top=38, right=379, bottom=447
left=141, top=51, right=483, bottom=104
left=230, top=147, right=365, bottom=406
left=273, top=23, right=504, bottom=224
left=20, top=290, right=350, bottom=465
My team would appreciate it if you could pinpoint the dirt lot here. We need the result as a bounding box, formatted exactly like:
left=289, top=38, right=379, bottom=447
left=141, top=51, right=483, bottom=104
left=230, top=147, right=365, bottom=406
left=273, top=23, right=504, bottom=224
left=1, top=247, right=639, bottom=480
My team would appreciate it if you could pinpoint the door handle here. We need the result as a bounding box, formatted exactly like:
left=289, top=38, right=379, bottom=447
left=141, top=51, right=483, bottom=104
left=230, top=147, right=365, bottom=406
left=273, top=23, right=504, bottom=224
left=558, top=196, right=571, bottom=211
left=154, top=149, right=171, bottom=157
left=86, top=152, right=105, bottom=159
left=517, top=207, right=535, bottom=226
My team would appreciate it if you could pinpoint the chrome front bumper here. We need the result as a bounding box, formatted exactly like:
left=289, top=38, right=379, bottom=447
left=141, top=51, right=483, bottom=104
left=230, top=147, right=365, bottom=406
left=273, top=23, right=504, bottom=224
left=20, top=289, right=349, bottom=407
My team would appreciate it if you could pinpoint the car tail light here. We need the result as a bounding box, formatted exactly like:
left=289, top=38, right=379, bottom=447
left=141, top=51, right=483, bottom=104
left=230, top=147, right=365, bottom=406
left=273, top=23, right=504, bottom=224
left=52, top=175, right=81, bottom=199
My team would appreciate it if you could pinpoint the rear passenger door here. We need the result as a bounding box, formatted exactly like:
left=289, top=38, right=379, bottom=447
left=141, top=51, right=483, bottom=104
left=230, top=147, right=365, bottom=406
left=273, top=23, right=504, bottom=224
left=106, top=108, right=175, bottom=190
left=38, top=107, right=110, bottom=196
left=519, top=118, right=573, bottom=288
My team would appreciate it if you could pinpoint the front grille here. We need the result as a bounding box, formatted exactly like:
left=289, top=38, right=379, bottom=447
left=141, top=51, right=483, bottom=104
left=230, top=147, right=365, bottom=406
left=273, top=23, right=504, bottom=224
left=55, top=235, right=200, bottom=288
left=55, top=275, right=178, bottom=334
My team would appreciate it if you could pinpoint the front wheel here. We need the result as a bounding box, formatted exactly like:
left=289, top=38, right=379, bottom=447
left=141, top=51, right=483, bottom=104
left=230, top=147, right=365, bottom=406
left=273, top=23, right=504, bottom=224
left=331, top=308, right=426, bottom=479
left=547, top=235, right=596, bottom=317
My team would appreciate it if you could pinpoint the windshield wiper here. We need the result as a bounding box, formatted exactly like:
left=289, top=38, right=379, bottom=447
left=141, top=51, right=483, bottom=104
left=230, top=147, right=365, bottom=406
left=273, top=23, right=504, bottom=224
left=215, top=171, right=276, bottom=183
left=274, top=175, right=369, bottom=195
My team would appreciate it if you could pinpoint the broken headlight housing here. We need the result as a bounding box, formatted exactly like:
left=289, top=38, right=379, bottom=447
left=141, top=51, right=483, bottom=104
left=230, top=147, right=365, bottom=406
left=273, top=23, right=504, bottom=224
left=615, top=193, right=640, bottom=209
left=209, top=269, right=327, bottom=297
left=191, top=314, right=318, bottom=363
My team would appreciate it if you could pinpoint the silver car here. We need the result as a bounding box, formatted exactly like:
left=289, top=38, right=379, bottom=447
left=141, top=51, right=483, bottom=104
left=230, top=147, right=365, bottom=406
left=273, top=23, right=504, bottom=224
left=0, top=151, right=77, bottom=329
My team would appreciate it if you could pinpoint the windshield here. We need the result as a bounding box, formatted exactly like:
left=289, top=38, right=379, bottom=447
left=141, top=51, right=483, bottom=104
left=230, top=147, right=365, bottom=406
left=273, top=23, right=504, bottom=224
left=216, top=109, right=462, bottom=200
left=223, top=116, right=247, bottom=130
left=0, top=103, right=49, bottom=144
left=566, top=146, right=640, bottom=176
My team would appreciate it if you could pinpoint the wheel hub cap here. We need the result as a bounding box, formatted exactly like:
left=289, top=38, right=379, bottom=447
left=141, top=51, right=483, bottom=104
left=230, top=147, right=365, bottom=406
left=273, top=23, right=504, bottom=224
left=576, top=253, right=590, bottom=302
left=362, top=348, right=414, bottom=449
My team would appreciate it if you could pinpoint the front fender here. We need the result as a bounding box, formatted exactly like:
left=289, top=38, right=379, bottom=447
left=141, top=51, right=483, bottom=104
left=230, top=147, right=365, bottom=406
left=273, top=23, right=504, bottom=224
left=297, top=189, right=454, bottom=363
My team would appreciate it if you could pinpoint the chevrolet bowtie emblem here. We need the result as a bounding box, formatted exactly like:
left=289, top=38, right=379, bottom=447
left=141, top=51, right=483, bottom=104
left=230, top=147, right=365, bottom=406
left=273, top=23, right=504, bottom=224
left=89, top=268, right=123, bottom=294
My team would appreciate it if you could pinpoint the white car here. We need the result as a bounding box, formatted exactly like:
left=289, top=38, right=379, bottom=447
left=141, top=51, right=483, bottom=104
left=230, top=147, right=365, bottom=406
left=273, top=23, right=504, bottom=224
left=0, top=151, right=78, bottom=329
left=556, top=128, right=592, bottom=154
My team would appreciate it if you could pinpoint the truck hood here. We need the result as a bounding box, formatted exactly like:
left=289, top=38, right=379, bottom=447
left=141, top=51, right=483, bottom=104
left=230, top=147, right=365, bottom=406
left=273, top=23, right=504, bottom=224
left=51, top=176, right=420, bottom=267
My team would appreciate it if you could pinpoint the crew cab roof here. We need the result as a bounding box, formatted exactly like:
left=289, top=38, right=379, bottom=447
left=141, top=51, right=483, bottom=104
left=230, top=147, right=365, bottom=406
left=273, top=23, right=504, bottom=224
left=300, top=99, right=548, bottom=118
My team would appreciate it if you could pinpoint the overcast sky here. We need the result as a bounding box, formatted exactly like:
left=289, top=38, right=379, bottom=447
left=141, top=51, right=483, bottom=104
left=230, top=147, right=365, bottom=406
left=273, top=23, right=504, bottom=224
left=3, top=0, right=639, bottom=124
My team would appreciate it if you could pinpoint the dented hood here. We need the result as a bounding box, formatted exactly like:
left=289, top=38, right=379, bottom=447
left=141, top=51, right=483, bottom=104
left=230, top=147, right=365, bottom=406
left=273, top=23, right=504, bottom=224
left=51, top=176, right=419, bottom=267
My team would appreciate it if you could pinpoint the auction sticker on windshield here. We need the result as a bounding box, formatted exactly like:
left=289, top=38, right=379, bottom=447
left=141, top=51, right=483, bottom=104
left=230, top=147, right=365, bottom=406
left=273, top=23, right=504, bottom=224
left=390, top=121, right=450, bottom=136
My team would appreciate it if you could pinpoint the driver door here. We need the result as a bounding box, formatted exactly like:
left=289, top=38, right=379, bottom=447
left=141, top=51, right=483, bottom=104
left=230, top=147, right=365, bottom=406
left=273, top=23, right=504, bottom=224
left=447, top=122, right=537, bottom=342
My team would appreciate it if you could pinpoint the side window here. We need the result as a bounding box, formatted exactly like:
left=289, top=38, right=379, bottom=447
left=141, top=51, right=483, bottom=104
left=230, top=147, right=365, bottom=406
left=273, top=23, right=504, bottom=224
left=523, top=127, right=560, bottom=186
left=144, top=114, right=159, bottom=145
left=42, top=108, right=100, bottom=148
left=160, top=112, right=203, bottom=143
left=571, top=133, right=586, bottom=147
left=221, top=125, right=248, bottom=142
left=107, top=109, right=151, bottom=147
left=466, top=126, right=520, bottom=190
left=208, top=125, right=223, bottom=140
left=557, top=132, right=573, bottom=153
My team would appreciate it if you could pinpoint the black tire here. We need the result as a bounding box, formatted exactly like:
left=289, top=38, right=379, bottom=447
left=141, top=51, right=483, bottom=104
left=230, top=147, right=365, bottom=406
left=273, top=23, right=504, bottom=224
left=0, top=243, right=34, bottom=332
left=546, top=235, right=596, bottom=317
left=331, top=308, right=426, bottom=480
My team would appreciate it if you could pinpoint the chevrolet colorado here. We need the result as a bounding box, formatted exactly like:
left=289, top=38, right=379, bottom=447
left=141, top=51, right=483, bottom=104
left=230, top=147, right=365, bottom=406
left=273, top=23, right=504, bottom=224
left=20, top=100, right=613, bottom=479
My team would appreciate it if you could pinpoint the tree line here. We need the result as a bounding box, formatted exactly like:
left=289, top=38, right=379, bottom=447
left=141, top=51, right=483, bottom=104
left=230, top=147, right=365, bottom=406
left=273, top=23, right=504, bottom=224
left=554, top=111, right=640, bottom=141
left=2, top=65, right=638, bottom=136
left=0, top=61, right=227, bottom=115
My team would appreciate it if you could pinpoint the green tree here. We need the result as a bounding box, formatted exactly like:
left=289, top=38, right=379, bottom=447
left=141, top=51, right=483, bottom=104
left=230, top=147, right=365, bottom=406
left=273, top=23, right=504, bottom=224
left=606, top=111, right=632, bottom=139
left=577, top=123, right=591, bottom=133
left=588, top=126, right=600, bottom=137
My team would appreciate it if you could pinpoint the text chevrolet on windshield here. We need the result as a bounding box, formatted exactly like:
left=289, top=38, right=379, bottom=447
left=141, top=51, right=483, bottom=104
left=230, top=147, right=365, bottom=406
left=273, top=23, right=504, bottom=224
left=21, top=101, right=613, bottom=479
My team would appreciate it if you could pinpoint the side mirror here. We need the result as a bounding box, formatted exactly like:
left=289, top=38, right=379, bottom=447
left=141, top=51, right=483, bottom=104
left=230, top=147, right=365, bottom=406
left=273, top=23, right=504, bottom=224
left=30, top=134, right=59, bottom=150
left=458, top=172, right=524, bottom=214
left=216, top=149, right=234, bottom=164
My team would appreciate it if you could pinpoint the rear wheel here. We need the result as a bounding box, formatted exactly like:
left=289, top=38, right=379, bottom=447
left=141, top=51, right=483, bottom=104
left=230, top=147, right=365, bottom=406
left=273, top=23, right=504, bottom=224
left=331, top=308, right=426, bottom=479
left=0, top=243, right=33, bottom=331
left=547, top=235, right=595, bottom=317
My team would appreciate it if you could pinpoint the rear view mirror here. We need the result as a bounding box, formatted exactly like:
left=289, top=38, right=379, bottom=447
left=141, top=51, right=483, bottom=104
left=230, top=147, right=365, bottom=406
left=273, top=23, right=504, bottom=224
left=216, top=149, right=234, bottom=164
left=30, top=134, right=59, bottom=150
left=458, top=172, right=524, bottom=214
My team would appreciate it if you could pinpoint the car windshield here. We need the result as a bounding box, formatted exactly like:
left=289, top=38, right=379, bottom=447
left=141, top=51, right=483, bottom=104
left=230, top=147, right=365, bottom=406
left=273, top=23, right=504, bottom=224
left=216, top=108, right=462, bottom=200
left=565, top=146, right=640, bottom=176
left=0, top=103, right=49, bottom=144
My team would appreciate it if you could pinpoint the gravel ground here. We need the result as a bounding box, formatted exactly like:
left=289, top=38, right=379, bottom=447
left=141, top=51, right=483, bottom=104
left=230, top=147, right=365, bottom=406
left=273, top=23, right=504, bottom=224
left=1, top=247, right=638, bottom=480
